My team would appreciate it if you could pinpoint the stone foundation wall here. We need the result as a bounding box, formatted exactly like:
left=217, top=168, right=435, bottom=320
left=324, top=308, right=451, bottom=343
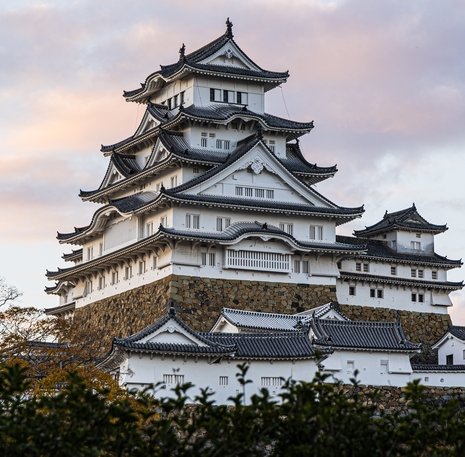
left=343, top=384, right=465, bottom=414
left=73, top=275, right=450, bottom=356
left=73, top=275, right=336, bottom=353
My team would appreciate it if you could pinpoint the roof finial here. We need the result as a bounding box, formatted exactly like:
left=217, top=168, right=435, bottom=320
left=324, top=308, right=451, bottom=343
left=179, top=43, right=186, bottom=61
left=412, top=202, right=416, bottom=210
left=225, top=17, right=234, bottom=38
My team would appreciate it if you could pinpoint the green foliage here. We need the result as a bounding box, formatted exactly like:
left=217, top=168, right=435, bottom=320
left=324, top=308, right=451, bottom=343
left=1, top=362, right=465, bottom=456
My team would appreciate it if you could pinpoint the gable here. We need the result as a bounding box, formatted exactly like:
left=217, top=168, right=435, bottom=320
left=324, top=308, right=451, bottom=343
left=198, top=41, right=261, bottom=72
left=145, top=139, right=170, bottom=168
left=133, top=109, right=162, bottom=137
left=182, top=143, right=336, bottom=208
left=138, top=318, right=209, bottom=347
left=100, top=162, right=124, bottom=190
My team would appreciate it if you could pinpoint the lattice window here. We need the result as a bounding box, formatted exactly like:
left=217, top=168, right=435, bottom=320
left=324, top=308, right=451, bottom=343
left=225, top=250, right=290, bottom=272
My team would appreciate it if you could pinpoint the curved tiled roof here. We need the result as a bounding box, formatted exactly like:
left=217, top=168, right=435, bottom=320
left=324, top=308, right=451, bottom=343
left=336, top=235, right=462, bottom=267
left=412, top=364, right=465, bottom=372
left=447, top=326, right=465, bottom=341
left=217, top=303, right=347, bottom=333
left=123, top=24, right=288, bottom=102
left=311, top=318, right=420, bottom=352
left=355, top=204, right=447, bottom=237
left=159, top=104, right=314, bottom=133
left=201, top=331, right=315, bottom=359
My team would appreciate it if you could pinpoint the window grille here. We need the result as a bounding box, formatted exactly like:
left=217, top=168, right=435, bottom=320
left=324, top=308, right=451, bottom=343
left=225, top=250, right=290, bottom=272
left=163, top=374, right=185, bottom=385
left=261, top=377, right=284, bottom=387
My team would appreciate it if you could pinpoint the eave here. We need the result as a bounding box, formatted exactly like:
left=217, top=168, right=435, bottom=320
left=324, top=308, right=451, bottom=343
left=339, top=271, right=464, bottom=291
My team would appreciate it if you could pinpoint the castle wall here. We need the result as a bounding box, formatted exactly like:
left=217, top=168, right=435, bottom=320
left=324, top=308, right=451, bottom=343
left=73, top=274, right=336, bottom=353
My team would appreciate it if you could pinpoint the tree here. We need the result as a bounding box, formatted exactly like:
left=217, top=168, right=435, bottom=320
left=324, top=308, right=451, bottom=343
left=0, top=278, right=21, bottom=309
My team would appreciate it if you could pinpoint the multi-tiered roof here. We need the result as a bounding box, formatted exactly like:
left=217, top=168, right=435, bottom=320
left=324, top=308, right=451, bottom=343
left=46, top=20, right=365, bottom=304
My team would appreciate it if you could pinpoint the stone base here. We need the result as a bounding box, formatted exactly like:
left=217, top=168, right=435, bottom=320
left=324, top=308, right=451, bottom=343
left=73, top=275, right=337, bottom=354
left=72, top=275, right=450, bottom=356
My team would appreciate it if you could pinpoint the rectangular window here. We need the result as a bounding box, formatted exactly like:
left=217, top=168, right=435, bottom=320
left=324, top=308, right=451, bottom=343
left=418, top=293, right=424, bottom=303
left=210, top=88, right=221, bottom=102
left=294, top=260, right=301, bottom=273
left=209, top=252, right=216, bottom=266
left=416, top=233, right=421, bottom=238
left=180, top=91, right=185, bottom=105
left=170, top=176, right=177, bottom=188
left=99, top=242, right=103, bottom=256
left=193, top=166, right=200, bottom=174
left=146, top=222, right=154, bottom=237
left=87, top=246, right=94, bottom=261
left=309, top=225, right=323, bottom=241
left=235, top=186, right=243, bottom=196
left=124, top=265, right=132, bottom=280
left=237, top=91, right=248, bottom=105
left=163, top=374, right=185, bottom=385
left=223, top=90, right=234, bottom=103
left=225, top=250, right=290, bottom=272
left=216, top=139, right=223, bottom=149
left=152, top=256, right=158, bottom=270
left=245, top=187, right=253, bottom=197
left=418, top=269, right=424, bottom=279
left=219, top=376, right=228, bottom=386
left=363, top=263, right=369, bottom=273
left=411, top=293, right=417, bottom=302
left=216, top=217, right=231, bottom=231
left=255, top=188, right=265, bottom=198
left=160, top=216, right=167, bottom=227
left=446, top=354, right=453, bottom=365
left=98, top=275, right=105, bottom=290
left=279, top=223, right=293, bottom=235
left=111, top=270, right=119, bottom=285
left=209, top=132, right=216, bottom=138
left=186, top=214, right=200, bottom=229
left=377, top=289, right=384, bottom=299
left=266, top=189, right=274, bottom=199
left=302, top=260, right=309, bottom=274
left=432, top=271, right=438, bottom=280
left=370, top=288, right=376, bottom=298
left=173, top=94, right=178, bottom=108
left=224, top=140, right=230, bottom=149
left=269, top=139, right=276, bottom=153
left=200, top=137, right=207, bottom=147
left=167, top=98, right=172, bottom=110
left=411, top=269, right=417, bottom=278
left=410, top=241, right=421, bottom=250
left=355, top=262, right=362, bottom=272
left=138, top=260, right=146, bottom=275
left=261, top=377, right=284, bottom=387
left=380, top=360, right=388, bottom=374
left=390, top=266, right=397, bottom=276
left=349, top=286, right=356, bottom=296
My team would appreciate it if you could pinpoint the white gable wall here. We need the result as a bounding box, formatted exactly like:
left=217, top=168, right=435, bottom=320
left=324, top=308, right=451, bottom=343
left=435, top=335, right=465, bottom=365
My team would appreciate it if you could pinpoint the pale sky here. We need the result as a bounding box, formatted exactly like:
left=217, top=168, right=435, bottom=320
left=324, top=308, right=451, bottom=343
left=1, top=0, right=464, bottom=321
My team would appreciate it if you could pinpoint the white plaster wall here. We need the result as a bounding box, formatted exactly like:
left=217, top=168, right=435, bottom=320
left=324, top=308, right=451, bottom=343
left=336, top=279, right=450, bottom=314
left=320, top=350, right=414, bottom=387
left=410, top=371, right=465, bottom=387
left=396, top=231, right=434, bottom=255
left=150, top=77, right=194, bottom=108
left=436, top=336, right=465, bottom=365
left=121, top=355, right=318, bottom=404
left=193, top=76, right=265, bottom=113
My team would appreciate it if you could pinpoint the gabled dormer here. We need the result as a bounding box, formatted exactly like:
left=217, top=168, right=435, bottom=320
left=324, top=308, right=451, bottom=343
left=354, top=204, right=447, bottom=255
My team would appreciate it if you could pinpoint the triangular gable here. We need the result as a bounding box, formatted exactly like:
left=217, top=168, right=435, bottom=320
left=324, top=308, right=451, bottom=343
left=135, top=316, right=209, bottom=347
left=182, top=142, right=337, bottom=208
left=133, top=109, right=162, bottom=137
left=99, top=160, right=125, bottom=190
left=199, top=40, right=261, bottom=71
left=145, top=138, right=170, bottom=168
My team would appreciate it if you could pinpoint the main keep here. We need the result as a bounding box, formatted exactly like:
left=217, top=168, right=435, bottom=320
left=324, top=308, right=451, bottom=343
left=45, top=20, right=462, bottom=350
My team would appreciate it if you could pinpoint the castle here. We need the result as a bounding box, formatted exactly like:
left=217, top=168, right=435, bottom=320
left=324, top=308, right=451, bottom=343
left=45, top=20, right=462, bottom=351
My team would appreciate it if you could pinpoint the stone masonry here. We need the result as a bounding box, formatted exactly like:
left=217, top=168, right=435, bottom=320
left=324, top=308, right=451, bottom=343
left=73, top=275, right=450, bottom=354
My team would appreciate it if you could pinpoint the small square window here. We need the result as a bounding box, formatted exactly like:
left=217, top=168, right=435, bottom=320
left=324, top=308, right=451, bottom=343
left=370, top=289, right=376, bottom=298
left=418, top=269, right=424, bottom=279
left=377, top=289, right=384, bottom=299
left=418, top=293, right=424, bottom=303
left=390, top=266, right=397, bottom=276
left=411, top=269, right=417, bottom=278
left=411, top=293, right=417, bottom=302
left=363, top=263, right=369, bottom=272
left=355, top=262, right=362, bottom=272
left=349, top=286, right=356, bottom=296
left=432, top=271, right=438, bottom=280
